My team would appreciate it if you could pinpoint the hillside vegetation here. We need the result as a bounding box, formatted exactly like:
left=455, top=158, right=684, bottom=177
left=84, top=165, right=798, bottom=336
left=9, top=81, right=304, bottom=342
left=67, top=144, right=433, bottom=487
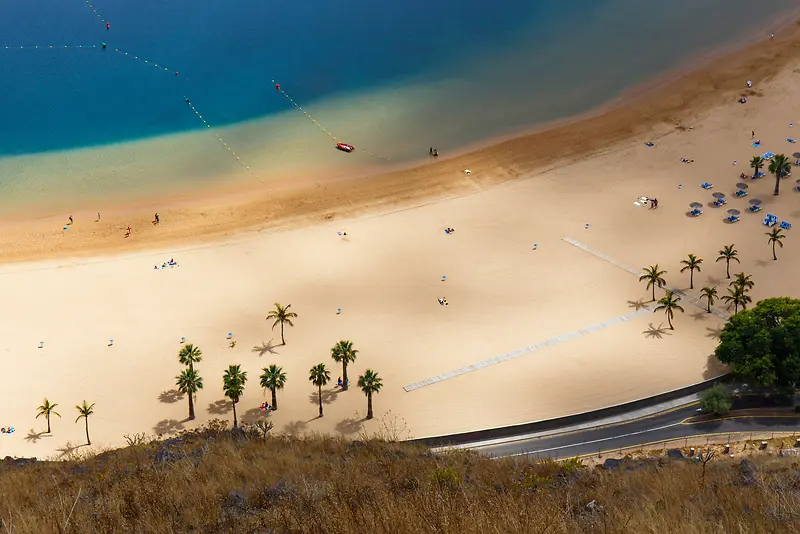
left=0, top=423, right=798, bottom=533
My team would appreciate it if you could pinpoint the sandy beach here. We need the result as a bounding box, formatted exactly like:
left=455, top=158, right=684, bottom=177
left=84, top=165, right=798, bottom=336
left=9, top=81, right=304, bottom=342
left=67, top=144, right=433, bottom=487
left=2, top=23, right=800, bottom=459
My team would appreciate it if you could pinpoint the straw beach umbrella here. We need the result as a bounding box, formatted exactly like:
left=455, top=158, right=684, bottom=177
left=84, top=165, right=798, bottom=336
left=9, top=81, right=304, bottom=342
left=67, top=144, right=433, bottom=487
left=749, top=198, right=762, bottom=205
left=712, top=192, right=726, bottom=199
left=689, top=202, right=703, bottom=208
left=727, top=209, right=740, bottom=216
left=736, top=182, right=748, bottom=190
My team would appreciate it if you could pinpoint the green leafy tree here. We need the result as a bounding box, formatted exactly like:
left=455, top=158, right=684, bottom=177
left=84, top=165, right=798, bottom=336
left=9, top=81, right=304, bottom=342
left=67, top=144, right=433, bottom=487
left=654, top=290, right=684, bottom=330
left=357, top=369, right=383, bottom=420
left=639, top=264, right=667, bottom=302
left=309, top=363, right=331, bottom=418
left=715, top=298, right=800, bottom=390
left=750, top=156, right=763, bottom=179
left=680, top=254, right=703, bottom=289
left=266, top=303, right=298, bottom=345
left=715, top=244, right=740, bottom=279
left=331, top=340, right=358, bottom=391
left=176, top=367, right=204, bottom=420
left=722, top=285, right=752, bottom=314
left=36, top=398, right=60, bottom=434
left=178, top=343, right=203, bottom=371
left=75, top=400, right=95, bottom=446
left=700, top=286, right=718, bottom=313
left=766, top=228, right=785, bottom=260
left=260, top=364, right=287, bottom=411
left=769, top=153, right=791, bottom=195
left=222, top=364, right=247, bottom=428
left=700, top=385, right=732, bottom=416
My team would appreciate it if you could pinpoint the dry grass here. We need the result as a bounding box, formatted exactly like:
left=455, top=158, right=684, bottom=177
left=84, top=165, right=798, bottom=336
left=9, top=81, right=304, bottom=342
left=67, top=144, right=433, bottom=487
left=1, top=422, right=799, bottom=533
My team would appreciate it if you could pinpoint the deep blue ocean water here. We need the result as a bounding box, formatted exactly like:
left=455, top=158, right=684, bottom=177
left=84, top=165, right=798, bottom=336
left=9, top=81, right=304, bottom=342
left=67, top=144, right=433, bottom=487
left=0, top=0, right=554, bottom=156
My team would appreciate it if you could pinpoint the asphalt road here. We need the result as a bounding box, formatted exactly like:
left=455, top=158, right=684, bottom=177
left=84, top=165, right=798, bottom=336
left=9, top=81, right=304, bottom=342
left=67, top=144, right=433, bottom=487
left=471, top=403, right=800, bottom=459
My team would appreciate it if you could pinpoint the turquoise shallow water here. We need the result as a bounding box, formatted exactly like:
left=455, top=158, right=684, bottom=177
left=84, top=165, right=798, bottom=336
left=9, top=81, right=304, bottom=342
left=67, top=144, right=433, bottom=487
left=0, top=0, right=797, bottom=212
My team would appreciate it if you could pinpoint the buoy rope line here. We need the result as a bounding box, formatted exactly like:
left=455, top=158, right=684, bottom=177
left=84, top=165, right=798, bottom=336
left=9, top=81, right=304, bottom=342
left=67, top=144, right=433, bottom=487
left=113, top=48, right=180, bottom=76
left=273, top=80, right=390, bottom=162
left=1, top=44, right=97, bottom=50
left=183, top=96, right=267, bottom=188
left=82, top=0, right=110, bottom=26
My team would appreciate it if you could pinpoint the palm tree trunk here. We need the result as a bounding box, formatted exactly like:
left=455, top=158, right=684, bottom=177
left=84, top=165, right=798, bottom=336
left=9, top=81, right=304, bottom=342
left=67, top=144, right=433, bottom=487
left=188, top=392, right=195, bottom=420
left=46, top=415, right=51, bottom=434
left=773, top=242, right=778, bottom=261
left=690, top=270, right=694, bottom=289
left=342, top=363, right=349, bottom=391
left=232, top=401, right=238, bottom=428
left=85, top=418, right=91, bottom=446
left=734, top=302, right=739, bottom=314
left=707, top=300, right=711, bottom=313
left=280, top=322, right=285, bottom=345
left=726, top=260, right=731, bottom=279
left=774, top=174, right=780, bottom=196
left=652, top=286, right=656, bottom=302
left=667, top=313, right=673, bottom=330
left=318, top=385, right=323, bottom=417
left=271, top=388, right=278, bottom=410
left=367, top=392, right=373, bottom=420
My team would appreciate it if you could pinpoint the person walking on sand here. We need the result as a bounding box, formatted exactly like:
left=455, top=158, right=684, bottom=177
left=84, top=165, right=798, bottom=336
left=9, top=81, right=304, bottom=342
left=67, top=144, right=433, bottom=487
left=125, top=226, right=131, bottom=238
left=96, top=212, right=100, bottom=221
left=68, top=215, right=73, bottom=224
left=154, top=213, right=160, bottom=225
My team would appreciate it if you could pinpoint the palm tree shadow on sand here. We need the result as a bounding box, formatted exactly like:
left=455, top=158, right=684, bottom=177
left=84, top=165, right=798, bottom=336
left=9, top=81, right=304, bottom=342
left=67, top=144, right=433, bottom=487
left=252, top=339, right=280, bottom=357
left=24, top=429, right=49, bottom=443
left=283, top=420, right=309, bottom=436
left=56, top=441, right=84, bottom=459
left=241, top=407, right=271, bottom=425
left=309, top=388, right=340, bottom=406
left=643, top=323, right=672, bottom=339
left=706, top=325, right=724, bottom=340
left=627, top=298, right=650, bottom=311
left=207, top=399, right=232, bottom=415
left=158, top=389, right=184, bottom=404
left=153, top=418, right=188, bottom=436
left=335, top=416, right=365, bottom=436
left=691, top=310, right=710, bottom=321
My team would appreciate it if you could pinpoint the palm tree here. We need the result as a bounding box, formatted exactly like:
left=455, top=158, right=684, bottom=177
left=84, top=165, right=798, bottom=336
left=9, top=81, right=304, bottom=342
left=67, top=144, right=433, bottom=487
left=36, top=398, right=60, bottom=434
left=750, top=156, right=763, bottom=179
left=357, top=369, right=383, bottom=420
left=731, top=272, right=754, bottom=292
left=700, top=286, right=718, bottom=313
left=766, top=228, right=785, bottom=260
left=722, top=285, right=752, bottom=314
left=331, top=340, right=358, bottom=391
left=259, top=364, right=287, bottom=411
left=769, top=154, right=791, bottom=195
left=715, top=244, right=740, bottom=279
left=639, top=264, right=668, bottom=301
left=308, top=363, right=330, bottom=418
left=266, top=303, right=298, bottom=345
left=178, top=343, right=203, bottom=371
left=679, top=254, right=703, bottom=290
left=75, top=401, right=95, bottom=446
left=222, top=365, right=247, bottom=428
left=176, top=367, right=203, bottom=420
left=654, top=290, right=684, bottom=330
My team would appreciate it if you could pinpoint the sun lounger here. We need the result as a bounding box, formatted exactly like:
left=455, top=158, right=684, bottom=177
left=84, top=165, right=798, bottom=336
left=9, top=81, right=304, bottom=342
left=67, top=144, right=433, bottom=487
left=727, top=215, right=740, bottom=223
left=748, top=205, right=762, bottom=212
left=764, top=214, right=778, bottom=227
left=701, top=182, right=713, bottom=189
left=712, top=199, right=728, bottom=207
left=755, top=171, right=765, bottom=178
left=762, top=152, right=775, bottom=160
left=780, top=221, right=792, bottom=230
left=690, top=208, right=702, bottom=217
left=735, top=189, right=748, bottom=197
left=788, top=138, right=797, bottom=143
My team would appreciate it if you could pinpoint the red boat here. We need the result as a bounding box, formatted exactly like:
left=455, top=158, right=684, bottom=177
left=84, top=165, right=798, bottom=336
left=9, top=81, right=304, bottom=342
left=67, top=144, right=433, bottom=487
left=336, top=142, right=355, bottom=153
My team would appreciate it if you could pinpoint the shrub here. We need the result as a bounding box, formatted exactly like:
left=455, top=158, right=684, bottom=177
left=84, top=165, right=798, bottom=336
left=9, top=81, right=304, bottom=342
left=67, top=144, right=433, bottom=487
left=700, top=384, right=732, bottom=416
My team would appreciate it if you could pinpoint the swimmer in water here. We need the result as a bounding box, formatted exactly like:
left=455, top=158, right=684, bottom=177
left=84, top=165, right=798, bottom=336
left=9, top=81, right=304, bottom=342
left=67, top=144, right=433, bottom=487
left=275, top=83, right=281, bottom=91
left=106, top=22, right=110, bottom=30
